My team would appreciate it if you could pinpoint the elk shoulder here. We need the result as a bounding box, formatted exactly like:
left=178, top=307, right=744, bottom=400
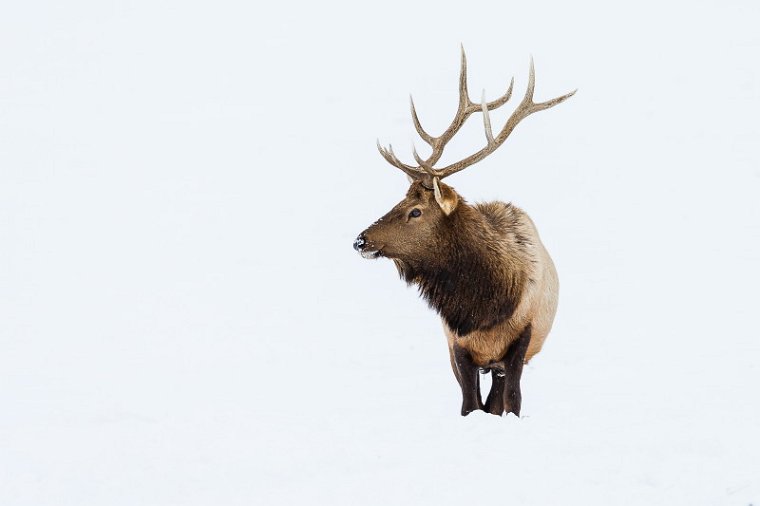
left=444, top=200, right=558, bottom=367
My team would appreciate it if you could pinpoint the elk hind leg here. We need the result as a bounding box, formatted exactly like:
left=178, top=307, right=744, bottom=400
left=502, top=324, right=532, bottom=417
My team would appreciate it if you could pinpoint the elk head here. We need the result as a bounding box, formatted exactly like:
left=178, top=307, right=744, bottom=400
left=354, top=47, right=575, bottom=267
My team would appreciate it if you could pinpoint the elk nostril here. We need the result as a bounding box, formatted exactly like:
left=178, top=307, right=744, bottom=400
left=353, top=234, right=366, bottom=252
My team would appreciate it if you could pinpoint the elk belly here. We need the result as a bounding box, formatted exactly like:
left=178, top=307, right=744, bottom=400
left=443, top=318, right=526, bottom=367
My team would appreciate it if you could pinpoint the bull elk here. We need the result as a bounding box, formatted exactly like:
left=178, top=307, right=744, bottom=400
left=353, top=48, right=575, bottom=417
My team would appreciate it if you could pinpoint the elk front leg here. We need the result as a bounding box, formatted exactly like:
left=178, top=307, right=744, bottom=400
left=452, top=343, right=483, bottom=416
left=502, top=324, right=532, bottom=417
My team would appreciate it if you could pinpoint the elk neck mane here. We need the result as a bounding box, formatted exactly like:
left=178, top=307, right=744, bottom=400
left=394, top=201, right=531, bottom=337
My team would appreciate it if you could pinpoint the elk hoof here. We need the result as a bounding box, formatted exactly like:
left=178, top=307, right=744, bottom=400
left=484, top=400, right=505, bottom=416
left=504, top=389, right=522, bottom=417
left=461, top=402, right=483, bottom=416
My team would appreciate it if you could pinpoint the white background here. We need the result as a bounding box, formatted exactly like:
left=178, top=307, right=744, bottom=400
left=1, top=1, right=759, bottom=504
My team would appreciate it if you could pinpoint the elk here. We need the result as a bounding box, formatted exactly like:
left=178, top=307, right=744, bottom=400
left=353, top=48, right=575, bottom=417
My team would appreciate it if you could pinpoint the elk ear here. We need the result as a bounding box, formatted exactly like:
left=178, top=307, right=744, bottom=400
left=433, top=178, right=458, bottom=215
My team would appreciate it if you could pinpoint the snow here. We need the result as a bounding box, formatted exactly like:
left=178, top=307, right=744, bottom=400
left=1, top=0, right=759, bottom=505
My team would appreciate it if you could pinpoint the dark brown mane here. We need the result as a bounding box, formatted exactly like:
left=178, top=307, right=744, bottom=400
left=394, top=203, right=528, bottom=336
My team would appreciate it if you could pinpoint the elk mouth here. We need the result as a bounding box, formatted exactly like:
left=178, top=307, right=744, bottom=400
left=360, top=248, right=382, bottom=260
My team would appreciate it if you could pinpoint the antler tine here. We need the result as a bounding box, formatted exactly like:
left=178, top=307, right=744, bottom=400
left=435, top=57, right=576, bottom=179
left=466, top=76, right=514, bottom=114
left=410, top=96, right=434, bottom=147
left=458, top=44, right=472, bottom=109
left=376, top=140, right=426, bottom=181
left=517, top=57, right=576, bottom=113
left=411, top=143, right=436, bottom=175
left=411, top=143, right=426, bottom=167
left=481, top=89, right=495, bottom=145
left=457, top=45, right=516, bottom=112
left=378, top=141, right=407, bottom=169
left=523, top=56, right=537, bottom=104
left=415, top=46, right=475, bottom=169
left=521, top=56, right=577, bottom=112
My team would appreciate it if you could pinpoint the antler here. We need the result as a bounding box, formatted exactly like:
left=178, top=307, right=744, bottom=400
left=377, top=46, right=576, bottom=188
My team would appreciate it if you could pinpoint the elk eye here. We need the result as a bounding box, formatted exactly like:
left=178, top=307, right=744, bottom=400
left=408, top=208, right=422, bottom=218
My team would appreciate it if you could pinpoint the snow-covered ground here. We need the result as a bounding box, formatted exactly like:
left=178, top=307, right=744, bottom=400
left=1, top=1, right=759, bottom=504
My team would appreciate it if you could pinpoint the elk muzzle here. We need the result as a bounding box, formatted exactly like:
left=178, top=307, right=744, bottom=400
left=353, top=233, right=366, bottom=252
left=353, top=232, right=381, bottom=259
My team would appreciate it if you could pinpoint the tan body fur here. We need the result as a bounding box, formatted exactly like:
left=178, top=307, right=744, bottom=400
left=444, top=202, right=558, bottom=371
